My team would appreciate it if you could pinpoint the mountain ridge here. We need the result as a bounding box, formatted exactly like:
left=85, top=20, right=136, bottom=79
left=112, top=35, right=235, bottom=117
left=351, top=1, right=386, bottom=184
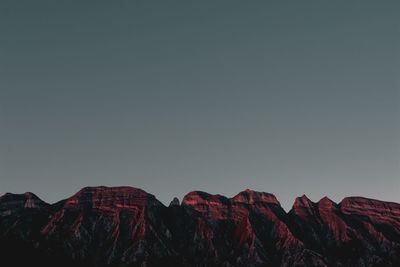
left=4, top=186, right=399, bottom=212
left=1, top=186, right=399, bottom=267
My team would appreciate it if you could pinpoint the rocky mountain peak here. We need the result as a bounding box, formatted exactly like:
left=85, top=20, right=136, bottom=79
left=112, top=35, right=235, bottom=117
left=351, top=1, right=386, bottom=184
left=182, top=191, right=229, bottom=206
left=0, top=191, right=47, bottom=212
left=231, top=189, right=280, bottom=206
left=317, top=196, right=336, bottom=210
left=169, top=197, right=180, bottom=207
left=64, top=186, right=158, bottom=209
left=292, top=194, right=313, bottom=209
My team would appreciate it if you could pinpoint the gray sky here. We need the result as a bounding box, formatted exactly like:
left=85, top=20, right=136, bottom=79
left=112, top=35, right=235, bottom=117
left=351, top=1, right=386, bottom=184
left=1, top=1, right=399, bottom=210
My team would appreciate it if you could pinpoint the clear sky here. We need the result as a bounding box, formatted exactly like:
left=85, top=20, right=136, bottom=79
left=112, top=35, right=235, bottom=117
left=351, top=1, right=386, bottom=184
left=1, top=1, right=399, bottom=210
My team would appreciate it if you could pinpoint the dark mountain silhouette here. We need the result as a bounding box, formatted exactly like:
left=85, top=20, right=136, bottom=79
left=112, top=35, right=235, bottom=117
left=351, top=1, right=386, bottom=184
left=1, top=186, right=399, bottom=266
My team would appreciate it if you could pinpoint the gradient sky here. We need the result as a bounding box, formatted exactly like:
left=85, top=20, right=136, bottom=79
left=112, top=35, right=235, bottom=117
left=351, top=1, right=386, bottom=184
left=1, top=1, right=399, bottom=210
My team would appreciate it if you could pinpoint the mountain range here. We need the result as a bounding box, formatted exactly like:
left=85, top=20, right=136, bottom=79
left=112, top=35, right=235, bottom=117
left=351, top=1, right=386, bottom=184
left=1, top=186, right=399, bottom=266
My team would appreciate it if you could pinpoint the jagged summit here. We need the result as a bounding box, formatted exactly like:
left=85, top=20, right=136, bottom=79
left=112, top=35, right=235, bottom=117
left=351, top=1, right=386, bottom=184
left=181, top=189, right=280, bottom=207
left=292, top=194, right=313, bottom=208
left=169, top=197, right=180, bottom=207
left=1, top=187, right=399, bottom=214
left=317, top=196, right=336, bottom=209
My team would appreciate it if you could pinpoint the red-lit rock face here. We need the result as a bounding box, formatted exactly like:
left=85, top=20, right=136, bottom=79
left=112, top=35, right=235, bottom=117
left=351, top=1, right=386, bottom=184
left=231, top=189, right=280, bottom=205
left=182, top=189, right=300, bottom=255
left=317, top=197, right=350, bottom=243
left=1, top=187, right=400, bottom=267
left=64, top=186, right=154, bottom=210
left=41, top=187, right=158, bottom=238
left=292, top=195, right=315, bottom=218
left=182, top=189, right=281, bottom=220
left=291, top=195, right=350, bottom=243
left=340, top=197, right=400, bottom=227
left=182, top=191, right=230, bottom=220
left=38, top=185, right=170, bottom=267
